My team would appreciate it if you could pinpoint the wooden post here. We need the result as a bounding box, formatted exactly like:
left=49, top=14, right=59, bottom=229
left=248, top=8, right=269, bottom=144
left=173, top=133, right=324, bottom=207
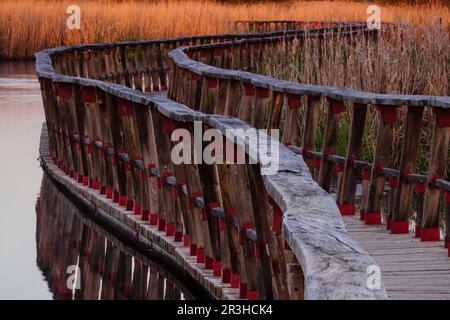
left=301, top=96, right=321, bottom=171
left=391, top=106, right=424, bottom=233
left=337, top=103, right=367, bottom=216
left=318, top=99, right=345, bottom=192
left=421, top=108, right=450, bottom=241
left=365, top=105, right=398, bottom=225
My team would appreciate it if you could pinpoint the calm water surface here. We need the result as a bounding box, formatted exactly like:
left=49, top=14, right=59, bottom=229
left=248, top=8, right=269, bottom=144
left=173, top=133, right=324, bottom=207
left=0, top=61, right=51, bottom=299
left=0, top=61, right=188, bottom=300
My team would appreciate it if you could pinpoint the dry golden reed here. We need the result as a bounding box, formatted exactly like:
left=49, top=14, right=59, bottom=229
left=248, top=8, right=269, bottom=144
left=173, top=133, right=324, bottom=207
left=0, top=0, right=449, bottom=58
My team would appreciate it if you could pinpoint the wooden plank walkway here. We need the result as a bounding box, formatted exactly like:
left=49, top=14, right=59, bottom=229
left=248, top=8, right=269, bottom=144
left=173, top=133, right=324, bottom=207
left=343, top=215, right=450, bottom=300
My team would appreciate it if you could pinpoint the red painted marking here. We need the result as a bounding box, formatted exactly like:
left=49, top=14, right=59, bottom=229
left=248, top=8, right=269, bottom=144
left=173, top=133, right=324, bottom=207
left=190, top=243, right=197, bottom=256
left=377, top=105, right=398, bottom=124
left=205, top=257, right=213, bottom=270
left=433, top=108, right=450, bottom=128
left=391, top=220, right=409, bottom=234
left=247, top=291, right=257, bottom=300
left=222, top=268, right=231, bottom=283
left=213, top=48, right=222, bottom=57
left=183, top=234, right=190, bottom=247
left=361, top=169, right=371, bottom=181
left=197, top=247, right=205, bottom=263
left=134, top=202, right=141, bottom=215
left=57, top=83, right=72, bottom=100
left=207, top=77, right=218, bottom=89
left=256, top=87, right=270, bottom=99
left=365, top=212, right=381, bottom=225
left=166, top=223, right=175, bottom=237
left=421, top=228, right=440, bottom=241
left=330, top=100, right=345, bottom=114
left=416, top=182, right=425, bottom=194
left=286, top=93, right=301, bottom=109
left=239, top=283, right=248, bottom=299
left=149, top=213, right=158, bottom=226
left=445, top=191, right=450, bottom=203
left=219, top=219, right=226, bottom=231
left=158, top=219, right=166, bottom=232
left=174, top=231, right=183, bottom=242
left=213, top=261, right=222, bottom=277
left=231, top=274, right=240, bottom=288
left=118, top=195, right=127, bottom=207
left=81, top=86, right=96, bottom=103
left=83, top=176, right=89, bottom=186
left=201, top=209, right=207, bottom=221
left=243, top=83, right=255, bottom=96
left=339, top=203, right=355, bottom=216
left=243, top=222, right=255, bottom=229
left=229, top=208, right=238, bottom=217
left=336, top=162, right=345, bottom=173
left=272, top=204, right=283, bottom=233
left=117, top=98, right=134, bottom=117
left=313, top=158, right=321, bottom=170
left=389, top=176, right=398, bottom=188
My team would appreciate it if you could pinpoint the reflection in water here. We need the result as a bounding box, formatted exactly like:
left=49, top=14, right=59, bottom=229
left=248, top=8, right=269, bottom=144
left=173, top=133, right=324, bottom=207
left=0, top=61, right=51, bottom=299
left=36, top=174, right=190, bottom=300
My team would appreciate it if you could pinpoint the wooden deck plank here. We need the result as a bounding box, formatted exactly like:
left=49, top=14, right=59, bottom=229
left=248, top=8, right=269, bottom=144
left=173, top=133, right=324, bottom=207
left=343, top=215, right=450, bottom=300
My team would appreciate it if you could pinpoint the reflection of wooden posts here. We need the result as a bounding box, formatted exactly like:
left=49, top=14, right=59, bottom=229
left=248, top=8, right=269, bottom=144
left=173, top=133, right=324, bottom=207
left=421, top=109, right=450, bottom=241
left=338, top=103, right=367, bottom=216
left=391, top=106, right=424, bottom=234
left=318, top=99, right=344, bottom=192
left=365, top=105, right=397, bottom=225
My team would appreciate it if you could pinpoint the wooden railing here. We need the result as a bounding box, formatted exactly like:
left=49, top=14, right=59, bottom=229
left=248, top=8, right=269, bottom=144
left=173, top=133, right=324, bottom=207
left=36, top=22, right=395, bottom=300
left=168, top=22, right=450, bottom=246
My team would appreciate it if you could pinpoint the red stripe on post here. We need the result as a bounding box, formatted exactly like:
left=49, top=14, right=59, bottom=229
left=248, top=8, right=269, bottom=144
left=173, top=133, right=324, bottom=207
left=117, top=98, right=134, bottom=117
left=213, top=261, right=221, bottom=277
left=433, top=108, right=450, bottom=128
left=126, top=199, right=134, bottom=211
left=445, top=191, right=450, bottom=203
left=389, top=176, right=398, bottom=188
left=243, top=83, right=255, bottom=96
left=336, top=163, right=345, bottom=173
left=391, top=220, right=409, bottom=234
left=421, top=228, right=440, bottom=241
left=365, top=212, right=381, bottom=225
left=313, top=158, right=321, bottom=169
left=118, top=195, right=127, bottom=207
left=339, top=203, right=356, bottom=216
left=361, top=169, right=371, bottom=181
left=256, top=87, right=270, bottom=99
left=222, top=268, right=231, bottom=283
left=207, top=77, right=218, bottom=89
left=416, top=182, right=425, bottom=193
left=190, top=243, right=197, bottom=256
left=243, top=222, right=255, bottom=229
left=219, top=219, right=226, bottom=231
left=247, top=291, right=257, bottom=300
left=149, top=213, right=158, bottom=226
left=81, top=86, right=96, bottom=103
left=239, top=283, right=248, bottom=299
left=183, top=234, right=190, bottom=247
left=158, top=219, right=166, bottom=232
left=201, top=209, right=207, bottom=221
left=134, top=202, right=141, bottom=215
left=286, top=93, right=301, bottom=109
left=272, top=205, right=283, bottom=233
left=330, top=100, right=345, bottom=114
left=197, top=247, right=205, bottom=263
left=57, top=83, right=72, bottom=100
left=166, top=223, right=175, bottom=237
left=231, top=274, right=240, bottom=288
left=377, top=105, right=398, bottom=124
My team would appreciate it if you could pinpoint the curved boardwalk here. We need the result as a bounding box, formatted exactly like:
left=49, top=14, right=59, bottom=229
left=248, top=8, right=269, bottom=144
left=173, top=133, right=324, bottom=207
left=35, top=20, right=450, bottom=300
left=344, top=216, right=450, bottom=299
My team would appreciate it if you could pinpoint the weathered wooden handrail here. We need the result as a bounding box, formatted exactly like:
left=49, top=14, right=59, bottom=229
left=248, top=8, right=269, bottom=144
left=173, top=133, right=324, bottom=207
left=36, top=23, right=397, bottom=300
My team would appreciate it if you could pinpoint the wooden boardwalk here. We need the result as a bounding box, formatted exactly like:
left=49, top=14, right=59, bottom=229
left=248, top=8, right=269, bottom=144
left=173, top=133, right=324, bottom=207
left=343, top=216, right=450, bottom=300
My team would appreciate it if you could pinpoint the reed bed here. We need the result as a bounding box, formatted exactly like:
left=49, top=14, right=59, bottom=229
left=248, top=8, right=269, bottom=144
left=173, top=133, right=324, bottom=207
left=260, top=23, right=449, bottom=172
left=0, top=0, right=449, bottom=59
